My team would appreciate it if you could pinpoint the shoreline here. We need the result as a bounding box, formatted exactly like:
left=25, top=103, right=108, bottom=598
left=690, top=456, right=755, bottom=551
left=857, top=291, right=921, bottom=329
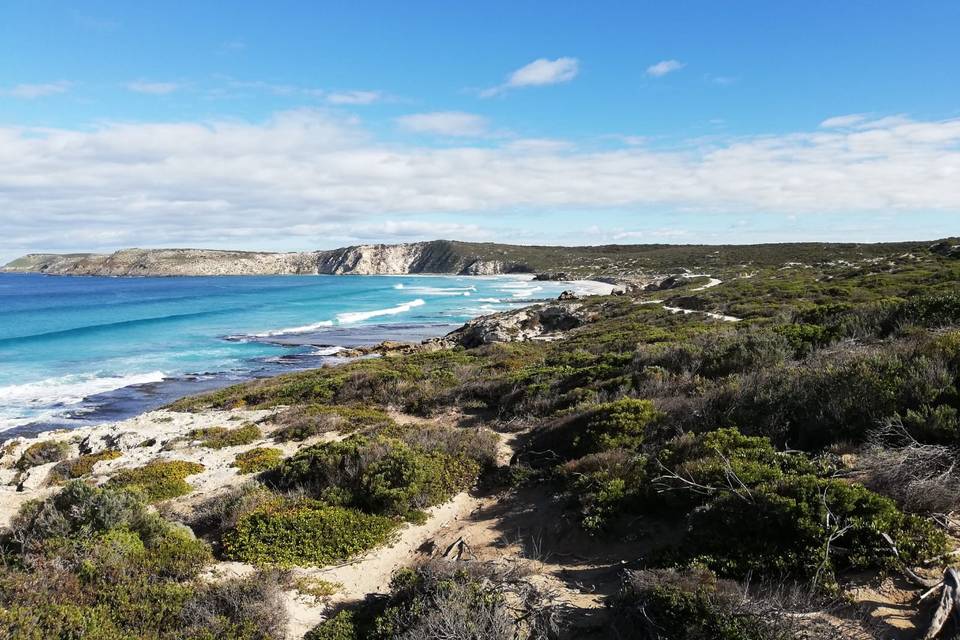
left=0, top=277, right=616, bottom=441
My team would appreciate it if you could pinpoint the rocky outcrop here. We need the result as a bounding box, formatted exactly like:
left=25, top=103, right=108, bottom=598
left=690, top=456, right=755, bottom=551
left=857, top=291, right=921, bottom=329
left=930, top=240, right=960, bottom=259
left=644, top=275, right=691, bottom=291
left=440, top=301, right=594, bottom=348
left=2, top=241, right=533, bottom=277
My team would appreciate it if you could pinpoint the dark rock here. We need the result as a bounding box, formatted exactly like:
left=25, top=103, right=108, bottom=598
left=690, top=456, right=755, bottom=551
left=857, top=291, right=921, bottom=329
left=644, top=275, right=691, bottom=291
left=533, top=272, right=570, bottom=281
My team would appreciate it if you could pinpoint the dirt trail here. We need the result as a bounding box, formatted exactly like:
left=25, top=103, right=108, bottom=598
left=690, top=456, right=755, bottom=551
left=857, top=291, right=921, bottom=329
left=641, top=277, right=741, bottom=322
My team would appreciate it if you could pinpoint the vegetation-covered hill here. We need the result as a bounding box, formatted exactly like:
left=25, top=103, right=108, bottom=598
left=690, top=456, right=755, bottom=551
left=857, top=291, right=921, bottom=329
left=5, top=237, right=957, bottom=278
left=3, top=239, right=960, bottom=639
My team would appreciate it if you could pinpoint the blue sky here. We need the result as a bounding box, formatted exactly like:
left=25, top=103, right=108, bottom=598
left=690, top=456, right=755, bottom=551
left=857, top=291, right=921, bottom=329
left=1, top=1, right=959, bottom=260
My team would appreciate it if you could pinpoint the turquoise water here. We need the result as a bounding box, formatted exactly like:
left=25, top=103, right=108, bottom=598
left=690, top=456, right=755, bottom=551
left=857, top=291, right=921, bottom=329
left=0, top=273, right=586, bottom=432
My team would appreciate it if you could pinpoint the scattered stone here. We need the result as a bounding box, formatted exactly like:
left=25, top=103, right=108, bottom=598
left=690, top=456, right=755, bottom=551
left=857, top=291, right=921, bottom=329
left=558, top=290, right=579, bottom=300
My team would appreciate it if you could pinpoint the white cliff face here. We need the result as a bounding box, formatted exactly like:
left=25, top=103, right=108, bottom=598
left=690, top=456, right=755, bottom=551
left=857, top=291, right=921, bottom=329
left=315, top=243, right=429, bottom=274
left=2, top=242, right=530, bottom=277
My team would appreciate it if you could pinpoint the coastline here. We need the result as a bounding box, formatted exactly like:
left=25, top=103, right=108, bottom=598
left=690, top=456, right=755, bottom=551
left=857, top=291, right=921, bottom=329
left=0, top=277, right=615, bottom=442
left=0, top=277, right=613, bottom=535
left=0, top=273, right=615, bottom=438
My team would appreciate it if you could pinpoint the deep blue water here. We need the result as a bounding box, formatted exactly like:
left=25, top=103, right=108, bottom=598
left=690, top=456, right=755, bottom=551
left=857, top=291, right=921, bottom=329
left=0, top=273, right=585, bottom=433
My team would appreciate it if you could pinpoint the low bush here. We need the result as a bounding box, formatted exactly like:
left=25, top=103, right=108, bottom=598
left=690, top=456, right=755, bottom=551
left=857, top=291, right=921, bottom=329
left=652, top=428, right=819, bottom=509
left=232, top=447, right=283, bottom=474
left=525, top=398, right=661, bottom=463
left=221, top=499, right=396, bottom=566
left=179, top=570, right=288, bottom=639
left=684, top=474, right=945, bottom=587
left=16, top=440, right=71, bottom=470
left=189, top=424, right=261, bottom=449
left=610, top=567, right=802, bottom=640
left=270, top=434, right=481, bottom=518
left=391, top=423, right=500, bottom=470
left=295, top=577, right=340, bottom=599
left=273, top=404, right=395, bottom=442
left=559, top=448, right=646, bottom=532
left=305, top=610, right=357, bottom=640
left=9, top=480, right=212, bottom=579
left=305, top=561, right=560, bottom=640
left=106, top=459, right=205, bottom=502
left=11, top=481, right=152, bottom=554
left=49, top=449, right=122, bottom=482
left=190, top=482, right=277, bottom=537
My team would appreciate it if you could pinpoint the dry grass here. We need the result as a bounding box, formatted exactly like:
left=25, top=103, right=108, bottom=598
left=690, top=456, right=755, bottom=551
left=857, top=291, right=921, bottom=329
left=859, top=420, right=960, bottom=515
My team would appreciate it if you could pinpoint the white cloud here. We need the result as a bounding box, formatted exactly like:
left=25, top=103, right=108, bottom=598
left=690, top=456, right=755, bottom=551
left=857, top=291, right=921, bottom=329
left=820, top=113, right=868, bottom=128
left=480, top=57, right=579, bottom=97
left=646, top=60, right=686, bottom=77
left=3, top=81, right=72, bottom=99
left=1, top=110, right=959, bottom=259
left=396, top=111, right=489, bottom=136
left=127, top=81, right=180, bottom=95
left=326, top=90, right=382, bottom=105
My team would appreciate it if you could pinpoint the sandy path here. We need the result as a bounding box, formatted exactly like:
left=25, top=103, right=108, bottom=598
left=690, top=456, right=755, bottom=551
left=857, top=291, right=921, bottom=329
left=661, top=305, right=741, bottom=322
left=690, top=277, right=722, bottom=291
left=639, top=276, right=741, bottom=322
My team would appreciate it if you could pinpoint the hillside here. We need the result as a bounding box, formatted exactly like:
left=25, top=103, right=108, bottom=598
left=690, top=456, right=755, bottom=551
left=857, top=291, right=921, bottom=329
left=4, top=240, right=960, bottom=639
left=3, top=238, right=948, bottom=278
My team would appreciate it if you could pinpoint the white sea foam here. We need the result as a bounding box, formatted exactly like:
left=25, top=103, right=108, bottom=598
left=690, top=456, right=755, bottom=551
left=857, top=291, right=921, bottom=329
left=404, top=286, right=476, bottom=296
left=393, top=283, right=405, bottom=289
left=251, top=320, right=334, bottom=337
left=336, top=299, right=426, bottom=324
left=508, top=286, right=544, bottom=298
left=312, top=346, right=346, bottom=356
left=477, top=297, right=501, bottom=303
left=0, top=371, right=166, bottom=431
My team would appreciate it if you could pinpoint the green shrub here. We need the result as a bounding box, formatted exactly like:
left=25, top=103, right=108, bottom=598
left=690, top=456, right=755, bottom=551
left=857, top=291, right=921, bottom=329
left=106, top=460, right=205, bottom=502
left=221, top=500, right=396, bottom=566
left=16, top=440, right=71, bottom=470
left=528, top=398, right=661, bottom=462
left=579, top=398, right=661, bottom=453
left=191, top=482, right=277, bottom=537
left=80, top=523, right=211, bottom=583
left=559, top=449, right=646, bottom=532
left=610, top=567, right=799, bottom=640
left=0, top=602, right=126, bottom=640
left=351, top=561, right=557, bottom=640
left=49, top=450, right=122, bottom=482
left=179, top=571, right=288, bottom=640
left=11, top=481, right=151, bottom=553
left=305, top=610, right=358, bottom=640
left=190, top=424, right=261, bottom=449
left=653, top=428, right=818, bottom=509
left=232, top=447, right=283, bottom=474
left=685, top=474, right=946, bottom=586
left=273, top=404, right=395, bottom=442
left=270, top=434, right=480, bottom=517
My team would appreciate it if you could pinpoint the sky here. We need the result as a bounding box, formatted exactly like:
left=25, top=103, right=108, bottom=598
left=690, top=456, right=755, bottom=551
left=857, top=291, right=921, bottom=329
left=1, top=1, right=959, bottom=262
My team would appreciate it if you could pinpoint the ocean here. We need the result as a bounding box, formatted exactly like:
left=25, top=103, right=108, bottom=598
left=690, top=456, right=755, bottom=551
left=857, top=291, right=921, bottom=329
left=0, top=272, right=595, bottom=436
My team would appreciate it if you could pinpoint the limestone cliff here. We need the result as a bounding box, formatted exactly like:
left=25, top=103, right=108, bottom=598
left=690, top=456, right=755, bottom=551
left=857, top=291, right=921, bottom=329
left=2, top=241, right=531, bottom=277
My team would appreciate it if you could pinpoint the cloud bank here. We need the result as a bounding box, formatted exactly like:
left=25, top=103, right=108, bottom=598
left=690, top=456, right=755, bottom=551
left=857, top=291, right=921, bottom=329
left=1, top=110, right=959, bottom=258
